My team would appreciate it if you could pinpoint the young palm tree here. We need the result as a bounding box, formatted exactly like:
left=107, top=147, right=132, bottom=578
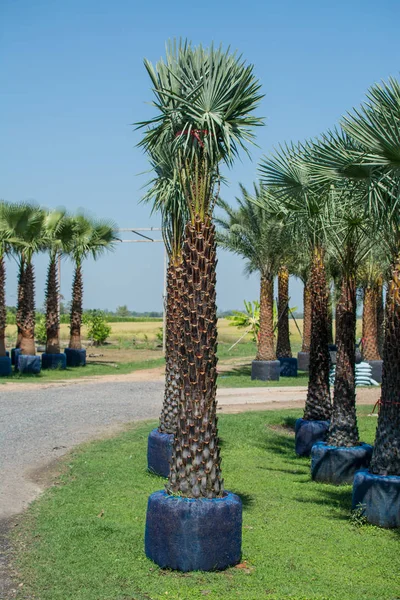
left=43, top=211, right=74, bottom=354
left=276, top=265, right=292, bottom=358
left=216, top=184, right=286, bottom=363
left=341, top=78, right=400, bottom=474
left=259, top=144, right=332, bottom=421
left=67, top=214, right=117, bottom=351
left=142, top=148, right=188, bottom=435
left=138, top=40, right=263, bottom=498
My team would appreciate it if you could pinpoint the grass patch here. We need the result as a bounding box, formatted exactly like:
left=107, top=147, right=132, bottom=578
left=0, top=357, right=166, bottom=384
left=13, top=406, right=399, bottom=600
left=218, top=364, right=309, bottom=387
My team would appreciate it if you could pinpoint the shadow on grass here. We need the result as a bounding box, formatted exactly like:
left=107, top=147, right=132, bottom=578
left=295, top=485, right=353, bottom=520
left=228, top=490, right=255, bottom=510
left=282, top=416, right=297, bottom=431
left=219, top=364, right=252, bottom=378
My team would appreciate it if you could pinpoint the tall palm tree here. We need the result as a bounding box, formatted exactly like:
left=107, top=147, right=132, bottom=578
left=259, top=143, right=332, bottom=421
left=9, top=204, right=46, bottom=355
left=138, top=40, right=263, bottom=498
left=340, top=78, right=400, bottom=474
left=68, top=214, right=117, bottom=351
left=276, top=264, right=292, bottom=358
left=216, top=184, right=286, bottom=363
left=0, top=201, right=20, bottom=357
left=142, top=148, right=188, bottom=435
left=43, top=211, right=74, bottom=354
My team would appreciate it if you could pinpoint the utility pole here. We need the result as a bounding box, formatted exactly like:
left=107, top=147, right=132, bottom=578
left=117, top=228, right=166, bottom=354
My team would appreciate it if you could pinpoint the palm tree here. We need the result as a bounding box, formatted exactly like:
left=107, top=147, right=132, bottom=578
left=276, top=265, right=292, bottom=358
left=216, top=184, right=286, bottom=363
left=259, top=143, right=332, bottom=421
left=359, top=253, right=387, bottom=361
left=9, top=204, right=46, bottom=355
left=67, top=214, right=117, bottom=352
left=43, top=211, right=74, bottom=355
left=340, top=77, right=400, bottom=475
left=138, top=40, right=263, bottom=498
left=142, top=148, right=188, bottom=436
left=0, top=201, right=20, bottom=357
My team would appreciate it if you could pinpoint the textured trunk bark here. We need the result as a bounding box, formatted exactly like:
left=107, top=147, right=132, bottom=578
left=20, top=261, right=36, bottom=356
left=0, top=256, right=6, bottom=357
left=69, top=265, right=83, bottom=350
left=169, top=216, right=223, bottom=498
left=303, top=246, right=331, bottom=421
left=45, top=257, right=60, bottom=354
left=256, top=275, right=275, bottom=361
left=16, top=261, right=25, bottom=348
left=327, top=276, right=359, bottom=446
left=369, top=256, right=400, bottom=475
left=302, top=278, right=312, bottom=353
left=159, top=261, right=183, bottom=434
left=327, top=286, right=334, bottom=345
left=362, top=285, right=380, bottom=361
left=276, top=266, right=292, bottom=358
left=376, top=280, right=384, bottom=359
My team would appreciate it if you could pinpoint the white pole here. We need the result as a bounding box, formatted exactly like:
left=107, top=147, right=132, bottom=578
left=162, top=246, right=167, bottom=356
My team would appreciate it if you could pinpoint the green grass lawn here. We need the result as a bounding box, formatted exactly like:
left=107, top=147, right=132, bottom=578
left=13, top=406, right=399, bottom=600
left=218, top=364, right=309, bottom=387
left=0, top=356, right=166, bottom=384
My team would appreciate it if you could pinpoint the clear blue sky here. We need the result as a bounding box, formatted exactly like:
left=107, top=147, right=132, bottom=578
left=1, top=0, right=399, bottom=312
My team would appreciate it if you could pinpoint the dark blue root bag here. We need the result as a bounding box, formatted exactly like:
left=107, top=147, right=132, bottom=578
left=251, top=360, right=280, bottom=381
left=0, top=356, right=11, bottom=376
left=311, top=442, right=373, bottom=485
left=41, top=352, right=67, bottom=370
left=65, top=348, right=86, bottom=367
left=278, top=357, right=298, bottom=377
left=147, top=429, right=174, bottom=478
left=18, top=354, right=41, bottom=374
left=11, top=348, right=21, bottom=367
left=352, top=469, right=400, bottom=528
left=145, top=490, right=242, bottom=572
left=295, top=418, right=329, bottom=457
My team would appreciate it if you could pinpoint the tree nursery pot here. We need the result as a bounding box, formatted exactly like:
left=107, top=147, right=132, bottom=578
left=0, top=355, right=12, bottom=376
left=278, top=357, right=298, bottom=377
left=251, top=360, right=280, bottom=381
left=145, top=490, right=242, bottom=572
left=11, top=347, right=21, bottom=367
left=147, top=428, right=174, bottom=478
left=311, top=442, right=373, bottom=485
left=41, top=352, right=67, bottom=370
left=297, top=351, right=310, bottom=372
left=64, top=348, right=86, bottom=367
left=352, top=469, right=400, bottom=528
left=295, top=418, right=330, bottom=457
left=368, top=360, right=383, bottom=384
left=18, top=354, right=41, bottom=374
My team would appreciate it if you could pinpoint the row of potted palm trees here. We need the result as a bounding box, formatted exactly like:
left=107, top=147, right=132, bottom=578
left=0, top=202, right=116, bottom=373
left=137, top=40, right=400, bottom=572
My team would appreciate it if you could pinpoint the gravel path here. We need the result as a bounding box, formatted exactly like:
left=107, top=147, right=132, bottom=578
left=0, top=380, right=164, bottom=519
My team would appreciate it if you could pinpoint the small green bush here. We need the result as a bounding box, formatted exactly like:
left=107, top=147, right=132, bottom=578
left=83, top=310, right=111, bottom=346
left=35, top=314, right=47, bottom=345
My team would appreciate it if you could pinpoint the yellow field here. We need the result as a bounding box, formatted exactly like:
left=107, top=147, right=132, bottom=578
left=5, top=318, right=362, bottom=347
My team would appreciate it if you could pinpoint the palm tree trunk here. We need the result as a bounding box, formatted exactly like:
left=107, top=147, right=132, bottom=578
left=0, top=256, right=7, bottom=357
left=302, top=278, right=312, bottom=353
left=20, top=261, right=36, bottom=355
left=169, top=215, right=223, bottom=498
left=327, top=275, right=359, bottom=446
left=16, top=260, right=25, bottom=349
left=159, top=260, right=183, bottom=434
left=45, top=257, right=60, bottom=354
left=255, top=275, right=275, bottom=361
left=376, top=279, right=384, bottom=359
left=69, top=264, right=83, bottom=350
left=369, top=256, right=400, bottom=475
left=362, top=284, right=380, bottom=360
left=303, top=246, right=331, bottom=421
left=276, top=266, right=292, bottom=358
left=327, top=286, right=334, bottom=345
